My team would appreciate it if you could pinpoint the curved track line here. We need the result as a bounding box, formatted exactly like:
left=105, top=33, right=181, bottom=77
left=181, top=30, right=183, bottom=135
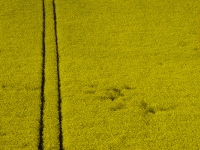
left=53, top=0, right=64, bottom=149
left=38, top=0, right=45, bottom=149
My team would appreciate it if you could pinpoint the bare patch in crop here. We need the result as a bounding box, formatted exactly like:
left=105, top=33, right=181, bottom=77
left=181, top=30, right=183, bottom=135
left=178, top=41, right=188, bottom=47
left=83, top=83, right=137, bottom=112
left=2, top=84, right=6, bottom=89
left=96, top=85, right=135, bottom=101
left=109, top=102, right=126, bottom=111
left=140, top=99, right=177, bottom=115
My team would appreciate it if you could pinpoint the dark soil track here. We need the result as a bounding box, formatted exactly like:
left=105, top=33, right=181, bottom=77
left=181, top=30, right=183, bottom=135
left=38, top=0, right=63, bottom=149
left=38, top=0, right=45, bottom=149
left=53, top=0, right=64, bottom=149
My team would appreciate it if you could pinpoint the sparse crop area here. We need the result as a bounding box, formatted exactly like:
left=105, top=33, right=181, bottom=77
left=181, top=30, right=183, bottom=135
left=1, top=0, right=200, bottom=149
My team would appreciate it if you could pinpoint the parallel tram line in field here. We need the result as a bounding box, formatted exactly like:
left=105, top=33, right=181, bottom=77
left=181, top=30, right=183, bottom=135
left=38, top=0, right=45, bottom=149
left=52, top=0, right=64, bottom=149
left=38, top=0, right=46, bottom=149
left=38, top=0, right=63, bottom=149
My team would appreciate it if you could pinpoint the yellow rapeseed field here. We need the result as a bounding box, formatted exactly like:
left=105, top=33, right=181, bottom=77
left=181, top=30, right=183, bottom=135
left=1, top=0, right=200, bottom=149
left=0, top=0, right=43, bottom=149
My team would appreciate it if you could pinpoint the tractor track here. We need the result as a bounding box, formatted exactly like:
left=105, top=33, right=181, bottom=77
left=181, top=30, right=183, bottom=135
left=53, top=0, right=64, bottom=149
left=38, top=0, right=63, bottom=149
left=38, top=0, right=46, bottom=149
